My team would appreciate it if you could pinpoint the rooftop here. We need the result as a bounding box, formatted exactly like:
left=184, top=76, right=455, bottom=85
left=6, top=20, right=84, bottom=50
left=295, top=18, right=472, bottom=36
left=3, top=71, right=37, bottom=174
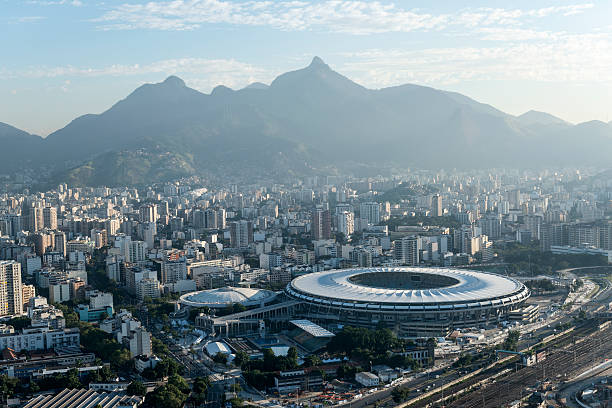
left=290, top=320, right=335, bottom=338
left=287, top=267, right=528, bottom=306
left=22, top=388, right=143, bottom=408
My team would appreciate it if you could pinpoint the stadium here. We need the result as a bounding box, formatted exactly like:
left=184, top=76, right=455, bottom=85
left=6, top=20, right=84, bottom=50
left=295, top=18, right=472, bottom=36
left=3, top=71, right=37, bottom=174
left=285, top=267, right=530, bottom=337
left=179, top=287, right=278, bottom=309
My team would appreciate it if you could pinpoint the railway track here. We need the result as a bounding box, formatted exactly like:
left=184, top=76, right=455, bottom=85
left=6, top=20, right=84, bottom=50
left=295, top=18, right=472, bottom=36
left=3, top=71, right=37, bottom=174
left=388, top=322, right=598, bottom=408
left=446, top=325, right=612, bottom=408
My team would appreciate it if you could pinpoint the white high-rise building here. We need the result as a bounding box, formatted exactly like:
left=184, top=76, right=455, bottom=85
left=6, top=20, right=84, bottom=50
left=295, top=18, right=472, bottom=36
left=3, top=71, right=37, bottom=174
left=337, top=211, right=355, bottom=237
left=0, top=261, right=23, bottom=316
left=360, top=202, right=381, bottom=225
left=394, top=236, right=421, bottom=266
left=136, top=278, right=160, bottom=301
left=431, top=195, right=443, bottom=217
left=142, top=223, right=156, bottom=249
left=230, top=220, right=253, bottom=248
left=90, top=292, right=113, bottom=309
left=139, top=204, right=158, bottom=223
left=161, top=259, right=187, bottom=284
left=128, top=327, right=152, bottom=357
left=54, top=231, right=66, bottom=257
left=114, top=234, right=132, bottom=260
left=42, top=207, right=58, bottom=230
left=129, top=241, right=147, bottom=263
left=49, top=281, right=71, bottom=304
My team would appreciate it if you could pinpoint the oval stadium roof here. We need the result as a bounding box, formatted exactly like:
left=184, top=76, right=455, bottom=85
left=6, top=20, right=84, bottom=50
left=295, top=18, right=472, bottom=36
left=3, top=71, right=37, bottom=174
left=286, top=267, right=527, bottom=306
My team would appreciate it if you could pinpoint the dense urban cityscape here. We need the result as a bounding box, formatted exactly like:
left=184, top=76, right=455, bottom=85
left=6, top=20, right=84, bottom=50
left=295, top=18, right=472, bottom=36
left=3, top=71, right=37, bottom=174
left=4, top=0, right=612, bottom=407
left=0, top=167, right=610, bottom=407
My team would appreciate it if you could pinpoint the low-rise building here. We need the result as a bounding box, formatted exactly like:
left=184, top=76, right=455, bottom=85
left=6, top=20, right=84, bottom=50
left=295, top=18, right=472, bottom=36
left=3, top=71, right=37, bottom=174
left=0, top=350, right=95, bottom=378
left=22, top=388, right=143, bottom=408
left=355, top=371, right=380, bottom=387
left=274, top=368, right=324, bottom=393
left=134, top=354, right=161, bottom=373
left=0, top=327, right=79, bottom=352
left=509, top=304, right=540, bottom=323
left=77, top=305, right=114, bottom=323
left=88, top=381, right=130, bottom=392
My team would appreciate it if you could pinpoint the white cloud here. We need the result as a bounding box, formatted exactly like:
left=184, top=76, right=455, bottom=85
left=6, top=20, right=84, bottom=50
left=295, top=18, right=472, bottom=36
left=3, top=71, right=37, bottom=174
left=337, top=32, right=612, bottom=87
left=27, top=0, right=83, bottom=6
left=13, top=16, right=47, bottom=23
left=93, top=0, right=594, bottom=35
left=0, top=58, right=274, bottom=92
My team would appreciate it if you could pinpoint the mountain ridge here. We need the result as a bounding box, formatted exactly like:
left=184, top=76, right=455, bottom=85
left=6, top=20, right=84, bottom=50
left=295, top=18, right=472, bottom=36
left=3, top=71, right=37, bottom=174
left=3, top=56, right=612, bottom=185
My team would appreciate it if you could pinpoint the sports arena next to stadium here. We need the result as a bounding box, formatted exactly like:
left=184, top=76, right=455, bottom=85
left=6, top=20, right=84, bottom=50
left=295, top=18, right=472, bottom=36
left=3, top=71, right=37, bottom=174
left=284, top=267, right=530, bottom=337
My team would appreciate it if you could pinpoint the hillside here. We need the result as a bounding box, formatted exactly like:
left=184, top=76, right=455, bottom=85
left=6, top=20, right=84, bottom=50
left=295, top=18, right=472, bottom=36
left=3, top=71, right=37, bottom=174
left=3, top=57, right=612, bottom=185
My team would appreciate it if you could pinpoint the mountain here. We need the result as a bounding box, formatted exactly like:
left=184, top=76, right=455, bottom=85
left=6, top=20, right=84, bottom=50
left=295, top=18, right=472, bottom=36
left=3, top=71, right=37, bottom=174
left=0, top=123, right=43, bottom=173
left=243, top=82, right=269, bottom=90
left=5, top=56, right=612, bottom=186
left=517, top=110, right=569, bottom=126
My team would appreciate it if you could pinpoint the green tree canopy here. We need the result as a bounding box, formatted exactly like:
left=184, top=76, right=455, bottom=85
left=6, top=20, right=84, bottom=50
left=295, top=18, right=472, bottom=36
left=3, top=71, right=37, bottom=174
left=126, top=380, right=147, bottom=396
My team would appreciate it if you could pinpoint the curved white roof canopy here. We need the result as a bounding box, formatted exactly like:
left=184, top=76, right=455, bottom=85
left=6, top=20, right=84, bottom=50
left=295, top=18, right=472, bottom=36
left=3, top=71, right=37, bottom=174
left=286, top=267, right=528, bottom=307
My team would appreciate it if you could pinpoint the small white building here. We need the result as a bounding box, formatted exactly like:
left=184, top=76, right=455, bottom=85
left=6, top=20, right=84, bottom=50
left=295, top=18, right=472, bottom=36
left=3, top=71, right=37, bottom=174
left=205, top=341, right=231, bottom=357
left=134, top=355, right=161, bottom=373
left=89, top=292, right=114, bottom=310
left=355, top=371, right=380, bottom=387
left=89, top=381, right=130, bottom=392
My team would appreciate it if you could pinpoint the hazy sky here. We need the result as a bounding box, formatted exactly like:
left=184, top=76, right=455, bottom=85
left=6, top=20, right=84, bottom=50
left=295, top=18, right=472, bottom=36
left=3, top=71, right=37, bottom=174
left=2, top=0, right=612, bottom=135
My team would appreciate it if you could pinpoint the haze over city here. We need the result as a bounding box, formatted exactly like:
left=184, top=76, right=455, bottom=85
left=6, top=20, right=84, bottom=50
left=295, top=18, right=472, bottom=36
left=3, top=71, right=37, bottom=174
left=3, top=1, right=612, bottom=408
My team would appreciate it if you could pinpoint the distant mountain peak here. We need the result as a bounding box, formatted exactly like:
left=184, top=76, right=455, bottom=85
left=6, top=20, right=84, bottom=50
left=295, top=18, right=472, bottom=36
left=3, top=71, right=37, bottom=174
left=517, top=110, right=569, bottom=126
left=244, top=82, right=269, bottom=90
left=162, top=76, right=186, bottom=87
left=308, top=56, right=328, bottom=69
left=211, top=85, right=234, bottom=96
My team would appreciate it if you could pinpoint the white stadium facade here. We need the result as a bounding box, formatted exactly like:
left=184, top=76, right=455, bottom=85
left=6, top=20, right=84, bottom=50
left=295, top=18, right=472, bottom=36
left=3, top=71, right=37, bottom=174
left=284, top=267, right=530, bottom=337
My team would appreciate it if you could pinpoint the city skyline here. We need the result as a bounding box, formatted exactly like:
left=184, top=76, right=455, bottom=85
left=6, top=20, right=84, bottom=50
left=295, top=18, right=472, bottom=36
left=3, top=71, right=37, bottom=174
left=2, top=0, right=612, bottom=135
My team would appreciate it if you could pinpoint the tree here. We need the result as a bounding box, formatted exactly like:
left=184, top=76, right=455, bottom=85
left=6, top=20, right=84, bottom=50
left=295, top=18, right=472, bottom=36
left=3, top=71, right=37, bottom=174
left=233, top=351, right=249, bottom=368
left=262, top=348, right=276, bottom=371
left=336, top=364, right=359, bottom=380
left=191, top=378, right=209, bottom=405
left=227, top=397, right=244, bottom=407
left=152, top=337, right=169, bottom=357
left=147, top=384, right=188, bottom=408
left=303, top=355, right=322, bottom=367
left=213, top=352, right=228, bottom=365
left=29, top=381, right=40, bottom=394
left=334, top=232, right=346, bottom=244
left=287, top=347, right=298, bottom=367
left=242, top=369, right=269, bottom=390
left=7, top=316, right=31, bottom=331
left=392, top=388, right=410, bottom=403
left=141, top=367, right=157, bottom=381
left=126, top=381, right=147, bottom=396
left=192, top=376, right=210, bottom=395
left=99, top=366, right=114, bottom=381
left=65, top=369, right=82, bottom=389
left=54, top=304, right=80, bottom=328
left=85, top=370, right=102, bottom=385
left=217, top=302, right=247, bottom=316
left=168, top=374, right=190, bottom=395
left=452, top=353, right=473, bottom=368
left=154, top=358, right=183, bottom=379
left=502, top=330, right=520, bottom=351
left=0, top=375, right=18, bottom=399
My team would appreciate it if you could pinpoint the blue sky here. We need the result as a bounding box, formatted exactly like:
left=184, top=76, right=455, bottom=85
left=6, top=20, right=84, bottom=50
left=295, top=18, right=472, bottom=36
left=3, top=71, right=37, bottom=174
left=2, top=0, right=612, bottom=135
